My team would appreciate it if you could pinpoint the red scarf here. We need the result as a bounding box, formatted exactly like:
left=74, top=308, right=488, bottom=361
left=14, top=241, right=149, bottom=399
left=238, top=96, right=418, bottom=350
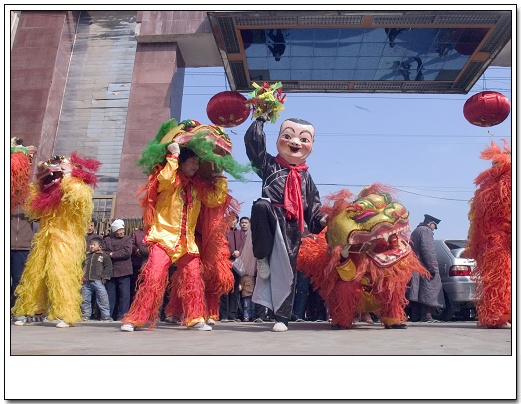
left=274, top=154, right=308, bottom=233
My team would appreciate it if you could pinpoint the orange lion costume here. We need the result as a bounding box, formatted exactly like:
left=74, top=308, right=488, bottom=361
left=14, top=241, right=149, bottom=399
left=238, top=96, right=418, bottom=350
left=466, top=140, right=511, bottom=328
left=298, top=183, right=429, bottom=329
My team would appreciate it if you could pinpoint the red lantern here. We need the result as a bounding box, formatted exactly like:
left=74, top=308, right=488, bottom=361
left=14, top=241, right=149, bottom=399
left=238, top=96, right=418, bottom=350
left=206, top=91, right=250, bottom=128
left=463, top=91, right=510, bottom=127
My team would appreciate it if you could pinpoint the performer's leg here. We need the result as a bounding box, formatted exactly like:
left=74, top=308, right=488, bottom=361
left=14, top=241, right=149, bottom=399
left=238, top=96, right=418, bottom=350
left=45, top=241, right=84, bottom=324
left=292, top=271, right=310, bottom=320
left=329, top=280, right=361, bottom=329
left=476, top=238, right=511, bottom=327
left=205, top=288, right=221, bottom=322
left=273, top=222, right=301, bottom=321
left=176, top=253, right=206, bottom=326
left=123, top=243, right=171, bottom=328
left=164, top=270, right=183, bottom=321
left=375, top=277, right=409, bottom=326
left=250, top=199, right=278, bottom=259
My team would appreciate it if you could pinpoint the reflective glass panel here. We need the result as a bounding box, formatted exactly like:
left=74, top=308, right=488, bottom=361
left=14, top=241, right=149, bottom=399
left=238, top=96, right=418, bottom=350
left=241, top=27, right=488, bottom=82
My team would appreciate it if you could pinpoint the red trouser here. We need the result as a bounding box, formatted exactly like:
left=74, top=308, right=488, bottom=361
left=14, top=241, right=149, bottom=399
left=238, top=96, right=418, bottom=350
left=123, top=243, right=206, bottom=328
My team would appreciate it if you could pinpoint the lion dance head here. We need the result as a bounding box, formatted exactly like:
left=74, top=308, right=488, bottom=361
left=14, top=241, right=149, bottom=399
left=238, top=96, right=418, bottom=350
left=30, top=152, right=101, bottom=214
left=324, top=183, right=413, bottom=268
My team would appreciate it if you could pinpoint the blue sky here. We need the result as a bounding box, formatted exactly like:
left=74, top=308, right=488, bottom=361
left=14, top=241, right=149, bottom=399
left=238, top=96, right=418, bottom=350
left=181, top=65, right=512, bottom=240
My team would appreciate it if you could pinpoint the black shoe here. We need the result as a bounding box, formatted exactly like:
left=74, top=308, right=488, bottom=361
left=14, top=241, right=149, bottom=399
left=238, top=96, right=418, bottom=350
left=384, top=323, right=408, bottom=329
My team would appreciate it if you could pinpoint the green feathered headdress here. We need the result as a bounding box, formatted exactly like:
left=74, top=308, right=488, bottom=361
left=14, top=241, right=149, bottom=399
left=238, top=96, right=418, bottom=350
left=137, top=119, right=253, bottom=181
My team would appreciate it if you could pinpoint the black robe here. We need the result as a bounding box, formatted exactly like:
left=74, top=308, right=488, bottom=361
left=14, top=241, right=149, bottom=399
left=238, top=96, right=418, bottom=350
left=245, top=118, right=324, bottom=320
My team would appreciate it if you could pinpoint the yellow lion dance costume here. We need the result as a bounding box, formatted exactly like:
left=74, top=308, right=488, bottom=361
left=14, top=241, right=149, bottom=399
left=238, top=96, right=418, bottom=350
left=12, top=153, right=101, bottom=327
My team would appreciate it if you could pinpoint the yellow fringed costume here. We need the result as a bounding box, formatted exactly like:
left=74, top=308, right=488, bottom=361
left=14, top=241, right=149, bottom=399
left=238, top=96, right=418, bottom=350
left=12, top=153, right=100, bottom=325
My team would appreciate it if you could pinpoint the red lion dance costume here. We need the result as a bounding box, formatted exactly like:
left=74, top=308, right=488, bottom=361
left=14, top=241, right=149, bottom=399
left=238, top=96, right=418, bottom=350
left=12, top=153, right=101, bottom=327
left=298, top=183, right=429, bottom=329
left=10, top=138, right=37, bottom=314
left=122, top=119, right=250, bottom=331
left=466, top=140, right=511, bottom=329
left=10, top=137, right=37, bottom=212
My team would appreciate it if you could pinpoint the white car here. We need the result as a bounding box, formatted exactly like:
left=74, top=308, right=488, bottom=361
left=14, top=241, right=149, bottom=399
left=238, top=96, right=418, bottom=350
left=433, top=239, right=477, bottom=321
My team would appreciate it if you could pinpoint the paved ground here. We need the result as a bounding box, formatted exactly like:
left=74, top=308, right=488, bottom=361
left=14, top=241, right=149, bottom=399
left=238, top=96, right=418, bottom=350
left=7, top=318, right=515, bottom=400
left=8, top=318, right=512, bottom=356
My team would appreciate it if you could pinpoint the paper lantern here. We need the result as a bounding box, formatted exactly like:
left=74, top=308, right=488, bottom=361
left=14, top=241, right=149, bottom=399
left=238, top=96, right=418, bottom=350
left=206, top=91, right=250, bottom=128
left=463, top=91, right=510, bottom=127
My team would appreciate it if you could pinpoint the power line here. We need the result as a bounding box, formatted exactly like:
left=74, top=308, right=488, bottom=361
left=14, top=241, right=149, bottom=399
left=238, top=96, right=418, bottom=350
left=228, top=179, right=473, bottom=201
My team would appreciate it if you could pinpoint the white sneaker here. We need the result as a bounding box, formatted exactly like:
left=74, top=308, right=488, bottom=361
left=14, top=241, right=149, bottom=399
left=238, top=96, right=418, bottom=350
left=190, top=321, right=212, bottom=331
left=257, top=258, right=271, bottom=279
left=272, top=322, right=288, bottom=332
left=14, top=316, right=27, bottom=326
left=56, top=320, right=70, bottom=328
left=207, top=318, right=216, bottom=325
left=120, top=323, right=135, bottom=332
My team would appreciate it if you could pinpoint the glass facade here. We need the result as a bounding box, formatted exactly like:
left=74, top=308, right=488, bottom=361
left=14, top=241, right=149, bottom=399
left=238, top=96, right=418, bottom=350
left=242, top=27, right=488, bottom=83
left=207, top=10, right=511, bottom=94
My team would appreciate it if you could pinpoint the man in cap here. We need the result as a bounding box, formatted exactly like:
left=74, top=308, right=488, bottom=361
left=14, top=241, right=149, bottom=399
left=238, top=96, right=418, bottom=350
left=406, top=214, right=444, bottom=322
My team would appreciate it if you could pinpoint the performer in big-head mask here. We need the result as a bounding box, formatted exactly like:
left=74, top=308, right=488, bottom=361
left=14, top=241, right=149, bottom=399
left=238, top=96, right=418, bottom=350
left=244, top=115, right=326, bottom=332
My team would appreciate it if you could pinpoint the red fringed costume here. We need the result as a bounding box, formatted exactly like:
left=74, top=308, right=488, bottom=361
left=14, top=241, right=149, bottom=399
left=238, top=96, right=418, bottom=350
left=297, top=184, right=430, bottom=329
left=123, top=120, right=239, bottom=330
left=10, top=137, right=37, bottom=212
left=466, top=140, right=511, bottom=328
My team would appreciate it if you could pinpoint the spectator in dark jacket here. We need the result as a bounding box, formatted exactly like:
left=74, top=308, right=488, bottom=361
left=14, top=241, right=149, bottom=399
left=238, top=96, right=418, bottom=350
left=81, top=236, right=113, bottom=321
left=104, top=219, right=133, bottom=320
left=406, top=214, right=445, bottom=322
left=219, top=213, right=247, bottom=322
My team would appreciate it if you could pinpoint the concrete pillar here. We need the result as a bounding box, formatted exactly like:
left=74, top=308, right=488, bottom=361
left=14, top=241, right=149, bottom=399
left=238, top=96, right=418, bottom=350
left=10, top=11, right=78, bottom=168
left=114, top=42, right=185, bottom=218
